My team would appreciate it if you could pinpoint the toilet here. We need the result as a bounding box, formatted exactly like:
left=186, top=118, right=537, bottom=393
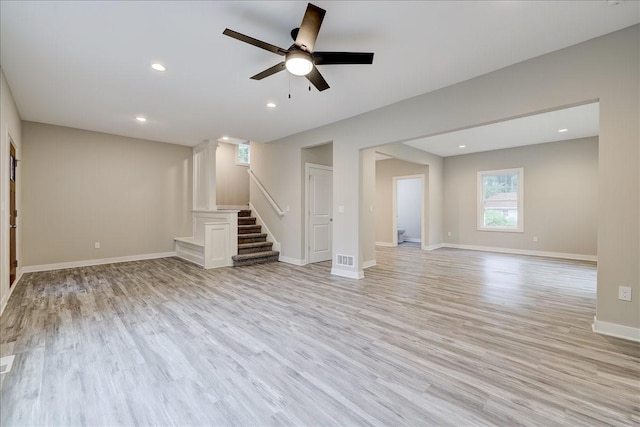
left=397, top=227, right=406, bottom=244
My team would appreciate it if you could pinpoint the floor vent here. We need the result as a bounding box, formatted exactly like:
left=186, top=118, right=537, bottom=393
left=0, top=355, right=15, bottom=374
left=336, top=254, right=354, bottom=267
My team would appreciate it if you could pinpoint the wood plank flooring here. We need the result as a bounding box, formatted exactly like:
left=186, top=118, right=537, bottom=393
left=1, top=247, right=638, bottom=426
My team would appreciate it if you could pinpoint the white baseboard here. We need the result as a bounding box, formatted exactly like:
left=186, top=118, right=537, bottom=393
left=331, top=268, right=364, bottom=279
left=592, top=316, right=640, bottom=342
left=279, top=256, right=306, bottom=266
left=442, top=243, right=597, bottom=262
left=0, top=268, right=24, bottom=316
left=363, top=260, right=377, bottom=269
left=249, top=202, right=281, bottom=252
left=405, top=238, right=422, bottom=243
left=375, top=241, right=396, bottom=247
left=423, top=244, right=445, bottom=251
left=21, top=251, right=177, bottom=274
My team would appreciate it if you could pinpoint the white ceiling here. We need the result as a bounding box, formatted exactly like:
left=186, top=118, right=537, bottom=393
left=1, top=1, right=638, bottom=147
left=403, top=102, right=600, bottom=158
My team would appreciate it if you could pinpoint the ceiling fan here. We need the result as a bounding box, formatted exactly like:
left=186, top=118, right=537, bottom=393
left=223, top=2, right=374, bottom=92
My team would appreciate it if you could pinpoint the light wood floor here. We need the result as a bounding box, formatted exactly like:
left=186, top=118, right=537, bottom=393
left=1, top=247, right=638, bottom=426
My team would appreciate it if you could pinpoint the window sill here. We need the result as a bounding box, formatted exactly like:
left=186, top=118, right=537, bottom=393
left=477, top=227, right=524, bottom=233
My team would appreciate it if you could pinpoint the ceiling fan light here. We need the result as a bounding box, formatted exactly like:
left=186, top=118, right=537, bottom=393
left=285, top=51, right=313, bottom=76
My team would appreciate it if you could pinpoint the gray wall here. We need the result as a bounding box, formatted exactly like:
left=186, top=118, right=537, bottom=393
left=257, top=25, right=638, bottom=329
left=374, top=143, right=443, bottom=249
left=360, top=148, right=377, bottom=266
left=301, top=143, right=333, bottom=259
left=443, top=137, right=598, bottom=256
left=0, top=68, right=23, bottom=312
left=22, top=122, right=192, bottom=266
left=216, top=141, right=249, bottom=207
left=302, top=143, right=333, bottom=168
left=375, top=158, right=429, bottom=245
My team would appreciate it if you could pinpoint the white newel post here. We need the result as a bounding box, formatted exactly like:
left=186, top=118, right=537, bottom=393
left=175, top=139, right=238, bottom=269
left=193, top=139, right=218, bottom=211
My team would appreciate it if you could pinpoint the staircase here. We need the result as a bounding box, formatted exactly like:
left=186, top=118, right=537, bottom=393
left=232, top=209, right=280, bottom=267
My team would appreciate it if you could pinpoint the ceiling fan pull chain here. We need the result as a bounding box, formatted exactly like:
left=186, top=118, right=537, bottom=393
left=289, top=73, right=292, bottom=99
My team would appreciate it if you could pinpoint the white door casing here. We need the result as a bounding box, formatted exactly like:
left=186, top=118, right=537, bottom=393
left=392, top=174, right=425, bottom=246
left=306, top=164, right=333, bottom=263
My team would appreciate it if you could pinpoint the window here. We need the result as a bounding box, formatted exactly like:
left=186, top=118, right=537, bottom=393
left=477, top=168, right=523, bottom=232
left=235, top=142, right=250, bottom=166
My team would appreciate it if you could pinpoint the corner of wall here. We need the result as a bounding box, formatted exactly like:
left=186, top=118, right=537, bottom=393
left=0, top=69, right=23, bottom=318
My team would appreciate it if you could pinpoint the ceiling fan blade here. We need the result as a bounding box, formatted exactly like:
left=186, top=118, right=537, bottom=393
left=295, top=3, right=326, bottom=52
left=223, top=28, right=287, bottom=56
left=312, top=51, right=374, bottom=65
left=250, top=62, right=286, bottom=80
left=305, top=66, right=330, bottom=91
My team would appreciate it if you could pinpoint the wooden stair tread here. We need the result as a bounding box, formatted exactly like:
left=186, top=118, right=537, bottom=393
left=238, top=217, right=257, bottom=225
left=232, top=250, right=280, bottom=266
left=238, top=232, right=267, bottom=239
left=238, top=242, right=273, bottom=249
left=232, top=250, right=279, bottom=261
left=238, top=225, right=262, bottom=234
left=234, top=210, right=278, bottom=266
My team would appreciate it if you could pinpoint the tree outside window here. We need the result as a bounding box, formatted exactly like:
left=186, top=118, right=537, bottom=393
left=477, top=168, right=523, bottom=232
left=236, top=143, right=250, bottom=166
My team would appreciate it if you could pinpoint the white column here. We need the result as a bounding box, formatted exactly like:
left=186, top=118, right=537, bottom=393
left=193, top=139, right=218, bottom=211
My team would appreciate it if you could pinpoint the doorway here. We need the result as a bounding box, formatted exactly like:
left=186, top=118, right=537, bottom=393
left=393, top=175, right=424, bottom=247
left=9, top=142, right=17, bottom=286
left=306, top=163, right=333, bottom=263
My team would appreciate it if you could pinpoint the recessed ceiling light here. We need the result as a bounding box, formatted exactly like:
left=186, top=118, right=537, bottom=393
left=222, top=136, right=229, bottom=141
left=558, top=128, right=568, bottom=133
left=151, top=63, right=166, bottom=72
left=136, top=116, right=147, bottom=122
left=459, top=145, right=466, bottom=149
left=266, top=102, right=277, bottom=108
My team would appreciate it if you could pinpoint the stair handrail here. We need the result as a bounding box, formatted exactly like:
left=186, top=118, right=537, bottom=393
left=248, top=169, right=286, bottom=217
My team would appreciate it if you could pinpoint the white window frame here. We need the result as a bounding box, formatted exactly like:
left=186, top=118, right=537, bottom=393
left=477, top=167, right=524, bottom=233
left=235, top=142, right=250, bottom=167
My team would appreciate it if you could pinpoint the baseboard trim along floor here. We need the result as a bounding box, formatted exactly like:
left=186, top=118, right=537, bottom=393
left=592, top=316, right=640, bottom=342
left=21, top=251, right=177, bottom=274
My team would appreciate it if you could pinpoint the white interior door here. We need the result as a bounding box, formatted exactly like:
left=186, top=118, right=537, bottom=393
left=308, top=165, right=332, bottom=263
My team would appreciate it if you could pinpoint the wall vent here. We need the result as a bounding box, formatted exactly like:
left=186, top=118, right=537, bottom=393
left=336, top=254, right=354, bottom=267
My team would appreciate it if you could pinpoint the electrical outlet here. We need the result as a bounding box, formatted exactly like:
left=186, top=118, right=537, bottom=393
left=618, top=286, right=632, bottom=301
left=447, top=231, right=452, bottom=237
left=533, top=236, right=538, bottom=243
left=94, top=242, right=101, bottom=249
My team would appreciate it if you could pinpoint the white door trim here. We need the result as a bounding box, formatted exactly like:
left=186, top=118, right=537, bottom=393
left=305, top=163, right=333, bottom=264
left=392, top=174, right=425, bottom=247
